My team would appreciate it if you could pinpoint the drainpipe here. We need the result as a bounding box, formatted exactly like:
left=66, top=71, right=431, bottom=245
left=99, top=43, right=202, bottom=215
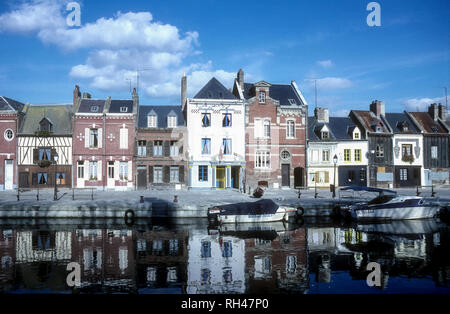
left=103, top=112, right=106, bottom=191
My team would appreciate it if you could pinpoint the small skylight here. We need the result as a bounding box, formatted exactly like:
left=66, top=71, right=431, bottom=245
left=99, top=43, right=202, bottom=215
left=288, top=99, right=296, bottom=105
left=90, top=105, right=99, bottom=113
left=120, top=106, right=128, bottom=113
left=431, top=126, right=438, bottom=133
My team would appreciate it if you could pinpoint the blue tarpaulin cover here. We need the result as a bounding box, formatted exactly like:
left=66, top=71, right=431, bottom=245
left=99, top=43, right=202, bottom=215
left=216, top=199, right=279, bottom=216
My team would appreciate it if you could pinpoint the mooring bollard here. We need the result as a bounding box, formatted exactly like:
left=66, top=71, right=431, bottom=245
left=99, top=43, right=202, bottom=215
left=431, top=185, right=436, bottom=197
left=37, top=188, right=39, bottom=201
left=416, top=185, right=421, bottom=196
left=72, top=188, right=75, bottom=201
left=91, top=188, right=94, bottom=201
left=174, top=195, right=178, bottom=203
left=140, top=196, right=144, bottom=203
left=298, top=189, right=301, bottom=199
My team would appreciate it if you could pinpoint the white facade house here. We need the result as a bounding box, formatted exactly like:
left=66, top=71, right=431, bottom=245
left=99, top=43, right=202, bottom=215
left=184, top=77, right=246, bottom=189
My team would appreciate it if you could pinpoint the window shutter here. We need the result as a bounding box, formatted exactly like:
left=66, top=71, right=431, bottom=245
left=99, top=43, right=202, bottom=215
left=128, top=161, right=132, bottom=180
left=85, top=128, right=90, bottom=148
left=163, top=141, right=170, bottom=157
left=147, top=141, right=154, bottom=157
left=162, top=166, right=170, bottom=183
left=47, top=171, right=54, bottom=186
left=148, top=166, right=153, bottom=183
left=179, top=144, right=183, bottom=155
left=97, top=160, right=102, bottom=181
left=114, top=161, right=120, bottom=180
left=32, top=173, right=38, bottom=185
left=120, top=128, right=128, bottom=149
left=325, top=171, right=329, bottom=183
left=98, top=128, right=103, bottom=148
left=33, top=149, right=39, bottom=164
left=179, top=165, right=185, bottom=183
left=84, top=161, right=89, bottom=179
left=134, top=141, right=138, bottom=156
left=51, top=148, right=57, bottom=162
left=315, top=172, right=319, bottom=182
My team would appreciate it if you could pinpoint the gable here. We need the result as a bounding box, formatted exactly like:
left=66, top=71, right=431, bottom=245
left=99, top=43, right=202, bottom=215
left=193, top=77, right=237, bottom=100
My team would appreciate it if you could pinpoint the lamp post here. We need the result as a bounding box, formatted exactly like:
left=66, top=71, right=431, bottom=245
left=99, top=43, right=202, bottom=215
left=53, top=152, right=59, bottom=201
left=333, top=154, right=338, bottom=198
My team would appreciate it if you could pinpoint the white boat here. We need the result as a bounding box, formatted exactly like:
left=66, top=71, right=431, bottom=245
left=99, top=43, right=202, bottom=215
left=207, top=199, right=296, bottom=225
left=339, top=186, right=441, bottom=221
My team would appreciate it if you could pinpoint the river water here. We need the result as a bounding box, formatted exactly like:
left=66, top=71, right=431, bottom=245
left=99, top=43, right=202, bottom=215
left=0, top=218, right=448, bottom=294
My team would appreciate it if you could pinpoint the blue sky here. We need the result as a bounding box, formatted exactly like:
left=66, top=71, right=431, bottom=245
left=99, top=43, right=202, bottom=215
left=0, top=0, right=448, bottom=116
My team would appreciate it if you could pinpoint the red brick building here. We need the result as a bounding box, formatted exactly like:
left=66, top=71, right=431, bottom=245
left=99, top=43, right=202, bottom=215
left=232, top=70, right=308, bottom=189
left=0, top=96, right=26, bottom=190
left=72, top=86, right=138, bottom=190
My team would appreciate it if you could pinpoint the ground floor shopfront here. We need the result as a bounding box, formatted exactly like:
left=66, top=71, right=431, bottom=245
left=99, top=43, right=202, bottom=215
left=188, top=161, right=245, bottom=190
left=18, top=165, right=72, bottom=189
left=135, top=159, right=187, bottom=190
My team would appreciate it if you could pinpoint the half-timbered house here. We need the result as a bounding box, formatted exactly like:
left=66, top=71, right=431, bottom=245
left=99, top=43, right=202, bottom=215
left=17, top=104, right=73, bottom=188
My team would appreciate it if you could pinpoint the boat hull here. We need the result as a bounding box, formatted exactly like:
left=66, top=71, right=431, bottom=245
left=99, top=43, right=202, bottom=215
left=218, top=211, right=288, bottom=224
left=352, top=205, right=440, bottom=221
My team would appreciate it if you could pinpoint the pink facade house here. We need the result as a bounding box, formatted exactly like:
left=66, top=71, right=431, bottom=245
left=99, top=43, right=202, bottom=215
left=0, top=96, right=26, bottom=190
left=72, top=86, right=138, bottom=190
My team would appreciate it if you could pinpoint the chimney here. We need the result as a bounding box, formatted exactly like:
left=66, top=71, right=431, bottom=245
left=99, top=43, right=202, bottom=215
left=314, top=107, right=329, bottom=123
left=428, top=103, right=439, bottom=120
left=73, top=85, right=81, bottom=106
left=83, top=92, right=91, bottom=99
left=237, top=69, right=244, bottom=92
left=181, top=73, right=187, bottom=110
left=438, top=103, right=446, bottom=120
left=370, top=100, right=385, bottom=117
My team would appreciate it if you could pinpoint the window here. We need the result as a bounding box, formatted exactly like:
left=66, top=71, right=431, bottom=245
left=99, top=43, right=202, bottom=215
left=201, top=113, right=211, bottom=127
left=153, top=166, right=163, bottom=183
left=89, top=161, right=98, bottom=180
left=255, top=119, right=270, bottom=138
left=39, top=148, right=51, bottom=161
left=400, top=168, right=408, bottom=181
left=222, top=240, right=233, bottom=258
left=38, top=173, right=48, bottom=185
left=402, top=144, right=412, bottom=157
left=431, top=146, right=438, bottom=159
left=354, top=132, right=360, bottom=139
left=198, top=166, right=208, bottom=182
left=120, top=106, right=128, bottom=113
left=311, top=149, right=319, bottom=162
left=322, top=150, right=330, bottom=162
left=137, top=140, right=147, bottom=157
left=201, top=241, right=211, bottom=258
left=89, top=129, right=98, bottom=148
left=153, top=141, right=163, bottom=156
left=263, top=120, right=270, bottom=138
left=222, top=113, right=232, bottom=127
left=201, top=138, right=211, bottom=155
left=168, top=115, right=177, bottom=128
left=90, top=105, right=99, bottom=113
left=119, top=162, right=128, bottom=180
left=119, top=128, right=128, bottom=149
left=170, top=141, right=178, bottom=157
left=281, top=150, right=291, bottom=160
left=56, top=172, right=66, bottom=185
left=259, top=91, right=266, bottom=103
left=170, top=166, right=179, bottom=183
left=321, top=131, right=329, bottom=139
left=286, top=120, right=295, bottom=138
left=286, top=256, right=297, bottom=274
left=354, top=149, right=361, bottom=162
left=344, top=149, right=351, bottom=162
left=376, top=145, right=384, bottom=157
left=4, top=129, right=14, bottom=141
left=223, top=268, right=233, bottom=283
left=108, top=161, right=114, bottom=179
left=148, top=115, right=157, bottom=128
left=255, top=151, right=270, bottom=168
left=77, top=161, right=84, bottom=179
left=201, top=269, right=211, bottom=285
left=288, top=99, right=296, bottom=105
left=431, top=126, right=438, bottom=133
left=222, top=139, right=232, bottom=155
left=360, top=170, right=366, bottom=182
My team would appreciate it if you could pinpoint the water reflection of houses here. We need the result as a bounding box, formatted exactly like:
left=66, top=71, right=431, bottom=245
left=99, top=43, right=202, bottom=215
left=244, top=229, right=308, bottom=293
left=0, top=230, right=15, bottom=292
left=135, top=229, right=189, bottom=293
left=186, top=230, right=246, bottom=294
left=71, top=229, right=136, bottom=292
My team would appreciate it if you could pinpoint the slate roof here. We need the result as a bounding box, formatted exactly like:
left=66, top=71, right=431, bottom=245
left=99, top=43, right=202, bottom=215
left=193, top=77, right=237, bottom=100
left=384, top=112, right=420, bottom=134
left=78, top=99, right=106, bottom=113
left=109, top=100, right=134, bottom=113
left=243, top=82, right=305, bottom=107
left=19, top=104, right=73, bottom=135
left=138, top=105, right=185, bottom=129
left=308, top=116, right=361, bottom=141
left=409, top=112, right=448, bottom=134
left=0, top=96, right=25, bottom=112
left=352, top=110, right=390, bottom=133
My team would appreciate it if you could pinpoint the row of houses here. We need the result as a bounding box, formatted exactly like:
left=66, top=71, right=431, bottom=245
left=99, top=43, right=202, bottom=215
left=0, top=69, right=449, bottom=191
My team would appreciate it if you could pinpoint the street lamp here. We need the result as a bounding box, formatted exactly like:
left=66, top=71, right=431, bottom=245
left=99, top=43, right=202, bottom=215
left=53, top=152, right=59, bottom=201
left=333, top=154, right=338, bottom=198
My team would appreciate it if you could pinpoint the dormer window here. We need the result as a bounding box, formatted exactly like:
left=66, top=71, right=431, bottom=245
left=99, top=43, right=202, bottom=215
left=90, top=105, right=99, bottom=113
left=168, top=115, right=177, bottom=128
left=39, top=118, right=53, bottom=132
left=288, top=99, right=296, bottom=105
left=375, top=126, right=382, bottom=133
left=431, top=126, right=438, bottom=133
left=321, top=131, right=329, bottom=139
left=120, top=106, right=128, bottom=113
left=148, top=114, right=157, bottom=128
left=354, top=132, right=360, bottom=139
left=259, top=91, right=266, bottom=104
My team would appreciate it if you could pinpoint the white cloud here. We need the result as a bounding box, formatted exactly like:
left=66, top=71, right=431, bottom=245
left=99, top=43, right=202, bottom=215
left=304, top=77, right=353, bottom=90
left=403, top=96, right=445, bottom=111
left=0, top=0, right=236, bottom=100
left=317, top=59, right=333, bottom=68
